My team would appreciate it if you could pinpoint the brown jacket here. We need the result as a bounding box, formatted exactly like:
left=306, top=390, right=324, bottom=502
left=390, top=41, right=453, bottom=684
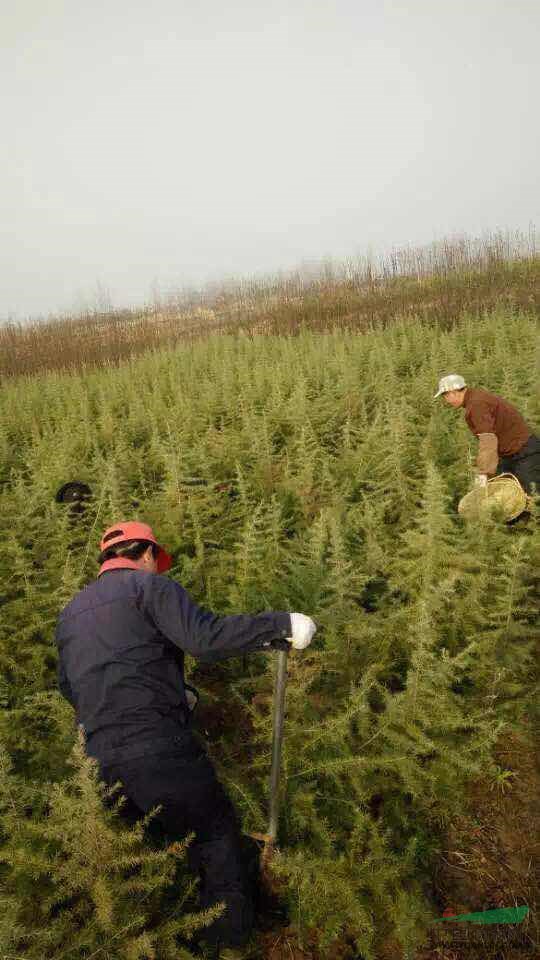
left=463, top=388, right=531, bottom=474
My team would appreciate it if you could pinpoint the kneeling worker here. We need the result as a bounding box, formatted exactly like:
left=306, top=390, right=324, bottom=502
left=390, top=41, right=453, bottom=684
left=56, top=521, right=316, bottom=951
left=434, top=374, right=540, bottom=493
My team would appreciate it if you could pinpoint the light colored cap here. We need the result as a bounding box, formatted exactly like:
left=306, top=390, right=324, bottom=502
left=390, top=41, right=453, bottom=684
left=434, top=373, right=466, bottom=399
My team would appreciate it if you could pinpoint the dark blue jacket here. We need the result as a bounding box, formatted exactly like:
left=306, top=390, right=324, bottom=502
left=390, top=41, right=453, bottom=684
left=56, top=569, right=291, bottom=762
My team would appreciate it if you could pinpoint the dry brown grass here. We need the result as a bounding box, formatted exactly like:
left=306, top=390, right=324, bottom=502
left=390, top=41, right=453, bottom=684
left=2, top=230, right=538, bottom=378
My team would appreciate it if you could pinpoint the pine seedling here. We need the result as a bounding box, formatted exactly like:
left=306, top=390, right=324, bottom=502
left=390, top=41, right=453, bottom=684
left=0, top=733, right=206, bottom=960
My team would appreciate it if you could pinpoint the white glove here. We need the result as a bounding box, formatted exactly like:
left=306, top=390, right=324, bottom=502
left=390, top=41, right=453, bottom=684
left=474, top=474, right=488, bottom=488
left=184, top=685, right=199, bottom=712
left=288, top=613, right=317, bottom=650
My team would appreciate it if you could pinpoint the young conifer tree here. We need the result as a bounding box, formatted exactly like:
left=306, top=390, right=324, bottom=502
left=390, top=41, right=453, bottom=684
left=0, top=732, right=211, bottom=960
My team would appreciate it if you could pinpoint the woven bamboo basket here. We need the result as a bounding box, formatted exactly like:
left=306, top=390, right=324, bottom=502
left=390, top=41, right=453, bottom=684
left=458, top=473, right=529, bottom=522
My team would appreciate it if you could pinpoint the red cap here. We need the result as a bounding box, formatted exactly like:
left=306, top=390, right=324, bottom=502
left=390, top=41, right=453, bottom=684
left=99, top=521, right=172, bottom=573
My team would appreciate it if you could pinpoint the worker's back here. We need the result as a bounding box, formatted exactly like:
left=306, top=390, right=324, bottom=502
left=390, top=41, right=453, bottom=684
left=56, top=569, right=190, bottom=762
left=463, top=387, right=531, bottom=455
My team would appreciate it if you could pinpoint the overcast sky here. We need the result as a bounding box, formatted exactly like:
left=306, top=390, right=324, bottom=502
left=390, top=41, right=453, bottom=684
left=2, top=0, right=539, bottom=319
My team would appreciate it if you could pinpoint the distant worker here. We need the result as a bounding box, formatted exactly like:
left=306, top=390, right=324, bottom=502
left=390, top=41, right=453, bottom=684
left=56, top=521, right=317, bottom=953
left=434, top=374, right=540, bottom=492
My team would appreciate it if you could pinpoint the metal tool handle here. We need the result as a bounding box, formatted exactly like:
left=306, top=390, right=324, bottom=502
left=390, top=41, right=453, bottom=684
left=267, top=647, right=289, bottom=845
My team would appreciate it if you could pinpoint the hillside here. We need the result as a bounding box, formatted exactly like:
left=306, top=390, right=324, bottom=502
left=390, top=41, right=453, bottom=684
left=0, top=264, right=539, bottom=957
left=1, top=232, right=539, bottom=378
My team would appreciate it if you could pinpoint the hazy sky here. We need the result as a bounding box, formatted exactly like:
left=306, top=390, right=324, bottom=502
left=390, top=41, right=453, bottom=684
left=2, top=0, right=539, bottom=319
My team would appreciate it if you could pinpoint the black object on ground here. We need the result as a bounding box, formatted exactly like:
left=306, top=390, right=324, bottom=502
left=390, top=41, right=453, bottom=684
left=55, top=481, right=92, bottom=515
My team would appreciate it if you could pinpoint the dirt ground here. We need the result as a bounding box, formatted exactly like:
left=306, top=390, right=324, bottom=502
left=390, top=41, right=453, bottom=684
left=416, top=728, right=539, bottom=960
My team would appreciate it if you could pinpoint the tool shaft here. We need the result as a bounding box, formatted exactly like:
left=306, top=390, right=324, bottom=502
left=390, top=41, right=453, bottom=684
left=267, top=648, right=289, bottom=843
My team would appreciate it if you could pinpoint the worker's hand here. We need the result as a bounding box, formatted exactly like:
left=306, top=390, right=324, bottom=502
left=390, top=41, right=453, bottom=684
left=288, top=613, right=317, bottom=650
left=474, top=474, right=488, bottom=488
left=269, top=638, right=292, bottom=651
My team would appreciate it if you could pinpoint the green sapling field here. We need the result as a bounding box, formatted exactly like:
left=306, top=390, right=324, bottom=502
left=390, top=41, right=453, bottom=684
left=0, top=307, right=538, bottom=959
